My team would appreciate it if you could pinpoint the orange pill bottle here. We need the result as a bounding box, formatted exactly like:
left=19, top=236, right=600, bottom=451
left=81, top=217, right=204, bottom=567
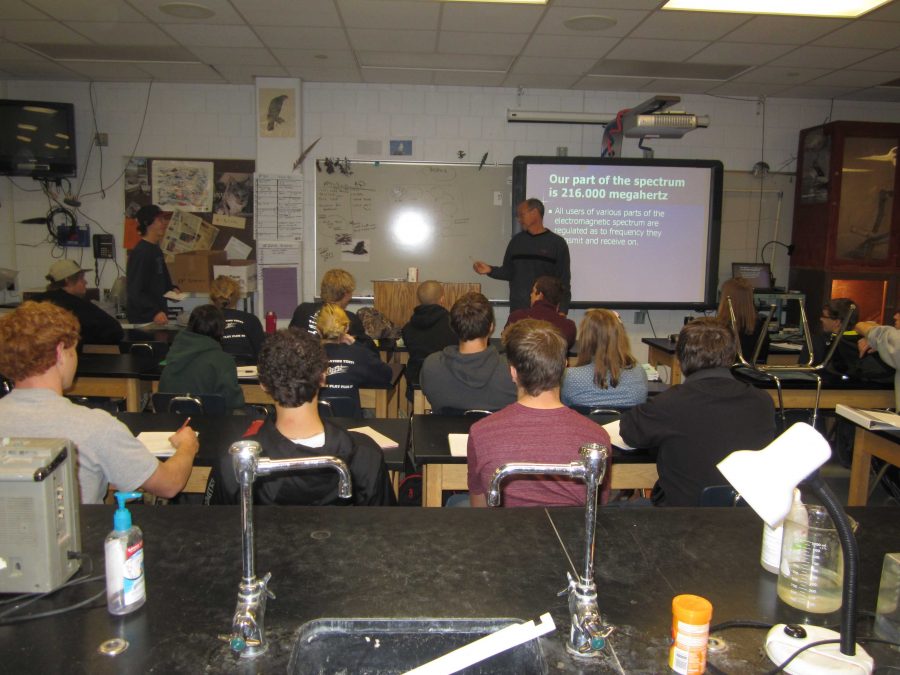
left=668, top=594, right=713, bottom=674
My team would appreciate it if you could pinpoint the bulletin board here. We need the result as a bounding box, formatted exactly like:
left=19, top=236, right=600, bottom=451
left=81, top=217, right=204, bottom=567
left=315, top=162, right=512, bottom=300
left=123, top=157, right=256, bottom=258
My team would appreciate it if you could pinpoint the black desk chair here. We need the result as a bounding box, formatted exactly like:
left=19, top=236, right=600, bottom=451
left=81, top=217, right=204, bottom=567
left=152, top=392, right=227, bottom=416
left=699, top=485, right=748, bottom=507
left=0, top=374, right=12, bottom=399
left=318, top=390, right=362, bottom=418
left=431, top=407, right=494, bottom=419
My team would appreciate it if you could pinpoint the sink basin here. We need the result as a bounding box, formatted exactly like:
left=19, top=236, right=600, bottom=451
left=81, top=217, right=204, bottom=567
left=288, top=618, right=547, bottom=674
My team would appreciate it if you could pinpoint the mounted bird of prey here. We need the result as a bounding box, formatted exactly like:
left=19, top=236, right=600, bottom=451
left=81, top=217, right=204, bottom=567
left=266, top=94, right=288, bottom=131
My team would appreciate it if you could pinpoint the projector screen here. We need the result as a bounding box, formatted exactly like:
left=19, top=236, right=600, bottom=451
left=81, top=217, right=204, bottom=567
left=512, top=156, right=723, bottom=309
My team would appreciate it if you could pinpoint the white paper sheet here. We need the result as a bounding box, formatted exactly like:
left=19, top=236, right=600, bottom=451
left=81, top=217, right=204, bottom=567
left=349, top=426, right=398, bottom=449
left=448, top=433, right=468, bottom=457
left=603, top=419, right=635, bottom=450
left=138, top=432, right=176, bottom=458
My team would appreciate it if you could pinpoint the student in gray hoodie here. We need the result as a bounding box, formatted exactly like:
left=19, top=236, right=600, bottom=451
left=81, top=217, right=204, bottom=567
left=420, top=292, right=516, bottom=413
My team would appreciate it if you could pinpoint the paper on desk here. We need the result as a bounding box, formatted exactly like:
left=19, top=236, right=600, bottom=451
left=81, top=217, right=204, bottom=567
left=448, top=433, right=468, bottom=457
left=603, top=420, right=635, bottom=450
left=349, top=426, right=398, bottom=449
left=236, top=365, right=258, bottom=378
left=164, top=290, right=188, bottom=302
left=771, top=342, right=802, bottom=351
left=138, top=432, right=177, bottom=458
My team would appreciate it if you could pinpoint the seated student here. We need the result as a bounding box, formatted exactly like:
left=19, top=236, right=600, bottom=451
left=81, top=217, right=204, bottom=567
left=209, top=275, right=265, bottom=364
left=205, top=328, right=392, bottom=505
left=317, top=303, right=392, bottom=408
left=620, top=318, right=776, bottom=507
left=0, top=301, right=198, bottom=503
left=857, top=310, right=900, bottom=410
left=35, top=259, right=124, bottom=346
left=504, top=275, right=576, bottom=349
left=420, top=292, right=517, bottom=413
left=467, top=319, right=611, bottom=507
left=289, top=268, right=373, bottom=349
left=562, top=309, right=648, bottom=408
left=159, top=304, right=245, bottom=412
left=717, top=277, right=769, bottom=363
left=401, top=280, right=456, bottom=391
left=802, top=298, right=894, bottom=384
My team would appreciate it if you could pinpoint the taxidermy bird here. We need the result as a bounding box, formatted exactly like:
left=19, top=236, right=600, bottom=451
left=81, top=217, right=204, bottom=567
left=266, top=95, right=288, bottom=131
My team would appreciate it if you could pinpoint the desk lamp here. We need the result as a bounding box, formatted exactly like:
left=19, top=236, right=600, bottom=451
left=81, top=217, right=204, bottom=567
left=717, top=423, right=874, bottom=675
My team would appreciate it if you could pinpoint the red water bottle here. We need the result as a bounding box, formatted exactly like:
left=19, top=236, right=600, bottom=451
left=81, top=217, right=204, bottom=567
left=265, top=311, right=277, bottom=334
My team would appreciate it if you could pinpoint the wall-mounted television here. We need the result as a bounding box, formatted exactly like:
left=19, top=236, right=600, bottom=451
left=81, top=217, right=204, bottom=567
left=0, top=99, right=76, bottom=179
left=512, top=156, right=723, bottom=310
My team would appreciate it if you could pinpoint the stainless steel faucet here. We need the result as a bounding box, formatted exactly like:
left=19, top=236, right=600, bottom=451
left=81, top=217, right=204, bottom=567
left=488, top=442, right=614, bottom=657
left=220, top=440, right=352, bottom=658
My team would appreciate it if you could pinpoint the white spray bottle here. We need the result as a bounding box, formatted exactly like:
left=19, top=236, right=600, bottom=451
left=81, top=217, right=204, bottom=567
left=105, top=491, right=146, bottom=615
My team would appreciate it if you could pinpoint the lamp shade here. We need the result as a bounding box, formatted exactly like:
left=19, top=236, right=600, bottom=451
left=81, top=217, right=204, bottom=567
left=717, top=423, right=831, bottom=528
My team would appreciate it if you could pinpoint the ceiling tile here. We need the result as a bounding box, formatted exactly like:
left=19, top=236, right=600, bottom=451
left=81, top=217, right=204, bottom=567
left=810, top=69, right=899, bottom=87
left=778, top=84, right=862, bottom=99
left=838, top=86, right=900, bottom=102
left=731, top=65, right=830, bottom=84
left=440, top=3, right=544, bottom=34
left=503, top=72, right=581, bottom=89
left=813, top=21, right=900, bottom=49
left=772, top=45, right=882, bottom=69
left=360, top=52, right=510, bottom=71
left=863, top=1, right=900, bottom=21
left=573, top=74, right=653, bottom=90
left=433, top=70, right=507, bottom=86
left=438, top=31, right=528, bottom=57
left=688, top=42, right=793, bottom=66
left=706, top=81, right=788, bottom=97
left=27, top=0, right=144, bottom=22
left=362, top=67, right=434, bottom=85
left=631, top=10, right=750, bottom=41
left=0, top=20, right=92, bottom=44
left=592, top=59, right=748, bottom=80
left=724, top=16, right=848, bottom=45
left=0, top=59, right=85, bottom=77
left=522, top=34, right=618, bottom=59
left=509, top=55, right=598, bottom=76
left=640, top=78, right=716, bottom=94
left=137, top=62, right=225, bottom=82
left=348, top=29, right=436, bottom=52
left=188, top=47, right=278, bottom=66
left=846, top=49, right=900, bottom=71
left=228, top=0, right=341, bottom=27
left=336, top=0, right=439, bottom=30
left=285, top=65, right=362, bottom=82
left=64, top=61, right=154, bottom=80
left=213, top=64, right=290, bottom=83
left=536, top=7, right=650, bottom=38
left=64, top=21, right=177, bottom=47
left=255, top=26, right=350, bottom=50
left=0, top=1, right=52, bottom=20
left=161, top=23, right=264, bottom=48
left=128, top=0, right=245, bottom=25
left=604, top=38, right=708, bottom=61
left=0, top=41, right=43, bottom=59
left=272, top=49, right=358, bottom=68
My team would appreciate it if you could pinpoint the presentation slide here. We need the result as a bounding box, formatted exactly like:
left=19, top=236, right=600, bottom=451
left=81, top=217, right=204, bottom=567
left=515, top=158, right=722, bottom=308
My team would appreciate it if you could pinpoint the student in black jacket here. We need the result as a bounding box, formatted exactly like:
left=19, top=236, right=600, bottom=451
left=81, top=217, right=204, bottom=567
left=289, top=268, right=373, bottom=349
left=209, top=275, right=264, bottom=364
left=401, top=280, right=456, bottom=389
left=36, top=259, right=124, bottom=347
left=205, top=328, right=392, bottom=505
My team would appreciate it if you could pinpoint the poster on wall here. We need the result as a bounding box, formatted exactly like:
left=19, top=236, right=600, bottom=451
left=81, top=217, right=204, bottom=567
left=152, top=160, right=215, bottom=212
left=258, top=88, right=295, bottom=138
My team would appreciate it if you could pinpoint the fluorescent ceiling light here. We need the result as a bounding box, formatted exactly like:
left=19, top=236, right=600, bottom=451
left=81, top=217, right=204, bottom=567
left=661, top=0, right=891, bottom=18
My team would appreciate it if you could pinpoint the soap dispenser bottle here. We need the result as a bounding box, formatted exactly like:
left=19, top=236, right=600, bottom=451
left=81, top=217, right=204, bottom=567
left=105, top=491, right=146, bottom=615
left=760, top=488, right=803, bottom=574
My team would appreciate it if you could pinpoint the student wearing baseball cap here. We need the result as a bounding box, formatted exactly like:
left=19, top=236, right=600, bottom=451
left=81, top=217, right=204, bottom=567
left=34, top=259, right=124, bottom=346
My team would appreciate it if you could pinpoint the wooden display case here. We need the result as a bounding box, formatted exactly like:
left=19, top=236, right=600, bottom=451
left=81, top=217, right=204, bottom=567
left=789, top=121, right=899, bottom=324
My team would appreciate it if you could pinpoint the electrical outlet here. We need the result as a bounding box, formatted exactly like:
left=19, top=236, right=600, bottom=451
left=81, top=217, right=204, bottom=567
left=634, top=310, right=646, bottom=324
left=556, top=146, right=568, bottom=156
left=95, top=132, right=108, bottom=147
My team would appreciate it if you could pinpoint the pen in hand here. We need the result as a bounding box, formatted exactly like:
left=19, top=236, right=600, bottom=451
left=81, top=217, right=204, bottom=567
left=177, top=416, right=192, bottom=432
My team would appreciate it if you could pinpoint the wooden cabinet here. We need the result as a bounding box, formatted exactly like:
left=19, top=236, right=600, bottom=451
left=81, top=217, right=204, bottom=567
left=789, top=121, right=900, bottom=323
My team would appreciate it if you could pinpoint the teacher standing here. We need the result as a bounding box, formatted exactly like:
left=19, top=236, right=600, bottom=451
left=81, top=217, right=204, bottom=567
left=126, top=204, right=178, bottom=325
left=473, top=198, right=571, bottom=313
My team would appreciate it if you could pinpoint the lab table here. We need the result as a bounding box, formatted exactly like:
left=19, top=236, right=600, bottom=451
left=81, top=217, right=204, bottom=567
left=1, top=505, right=897, bottom=673
left=847, top=425, right=900, bottom=506
left=68, top=352, right=156, bottom=412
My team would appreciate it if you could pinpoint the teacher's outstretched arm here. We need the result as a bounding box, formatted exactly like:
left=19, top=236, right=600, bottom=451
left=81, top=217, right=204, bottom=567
left=473, top=261, right=492, bottom=275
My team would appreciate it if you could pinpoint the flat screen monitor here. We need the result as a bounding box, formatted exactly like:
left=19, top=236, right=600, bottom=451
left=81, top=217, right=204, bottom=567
left=0, top=99, right=76, bottom=179
left=512, top=156, right=723, bottom=309
left=732, top=262, right=773, bottom=290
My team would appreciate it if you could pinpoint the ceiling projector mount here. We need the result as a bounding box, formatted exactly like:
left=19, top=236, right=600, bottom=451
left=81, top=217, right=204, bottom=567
left=507, top=95, right=710, bottom=159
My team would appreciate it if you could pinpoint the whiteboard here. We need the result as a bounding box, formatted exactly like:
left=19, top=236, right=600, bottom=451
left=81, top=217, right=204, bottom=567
left=315, top=162, right=512, bottom=300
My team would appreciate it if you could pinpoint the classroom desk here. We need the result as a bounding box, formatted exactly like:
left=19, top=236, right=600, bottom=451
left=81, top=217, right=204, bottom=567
left=411, top=414, right=658, bottom=507
left=68, top=352, right=155, bottom=412
left=848, top=426, right=900, bottom=506
left=732, top=367, right=896, bottom=410
left=236, top=362, right=405, bottom=418
left=117, top=413, right=409, bottom=497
